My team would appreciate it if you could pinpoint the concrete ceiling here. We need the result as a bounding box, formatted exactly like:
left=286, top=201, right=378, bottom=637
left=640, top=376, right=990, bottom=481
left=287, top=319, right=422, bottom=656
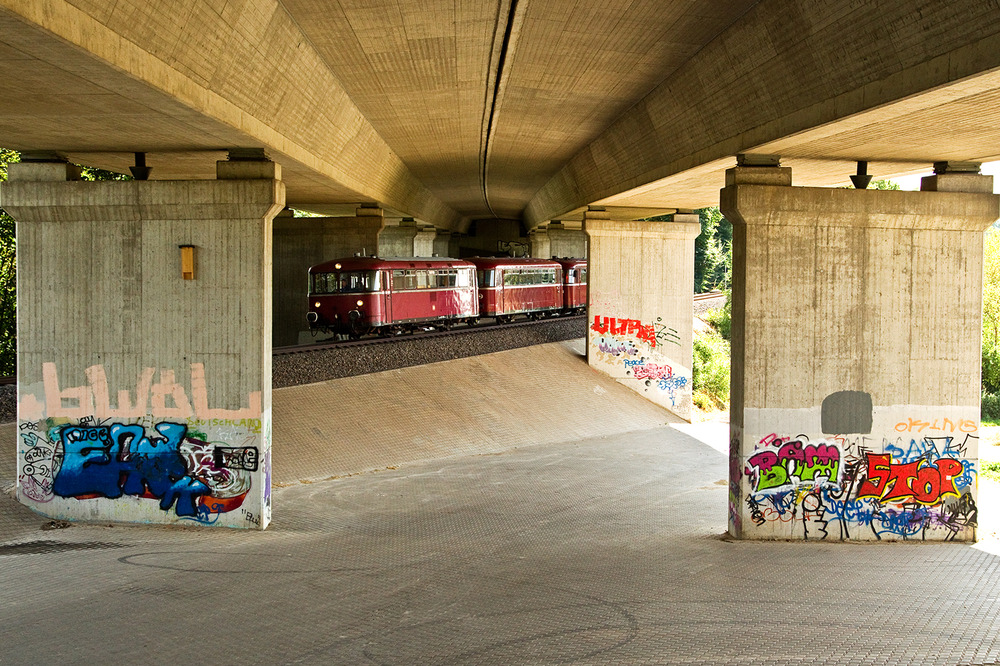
left=1, top=1, right=1000, bottom=231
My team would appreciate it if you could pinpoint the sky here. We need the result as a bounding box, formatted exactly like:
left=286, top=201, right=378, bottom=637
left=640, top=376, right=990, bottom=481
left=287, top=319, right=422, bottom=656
left=890, top=161, right=1000, bottom=192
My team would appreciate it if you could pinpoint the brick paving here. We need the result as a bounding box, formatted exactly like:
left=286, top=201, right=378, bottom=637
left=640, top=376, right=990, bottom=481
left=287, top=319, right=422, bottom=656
left=3, top=344, right=1000, bottom=664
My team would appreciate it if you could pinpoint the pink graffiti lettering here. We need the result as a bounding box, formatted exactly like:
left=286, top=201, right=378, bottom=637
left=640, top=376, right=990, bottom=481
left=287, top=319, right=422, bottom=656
left=633, top=363, right=672, bottom=380
left=746, top=439, right=842, bottom=494
left=23, top=362, right=261, bottom=421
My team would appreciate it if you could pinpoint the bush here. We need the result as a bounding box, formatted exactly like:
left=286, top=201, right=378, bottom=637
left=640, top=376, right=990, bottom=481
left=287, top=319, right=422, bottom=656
left=983, top=392, right=1000, bottom=424
left=692, top=330, right=730, bottom=411
left=702, top=292, right=731, bottom=341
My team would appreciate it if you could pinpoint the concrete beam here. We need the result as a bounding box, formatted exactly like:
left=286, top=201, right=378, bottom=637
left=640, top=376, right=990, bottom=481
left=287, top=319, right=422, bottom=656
left=0, top=1, right=462, bottom=230
left=526, top=1, right=1000, bottom=225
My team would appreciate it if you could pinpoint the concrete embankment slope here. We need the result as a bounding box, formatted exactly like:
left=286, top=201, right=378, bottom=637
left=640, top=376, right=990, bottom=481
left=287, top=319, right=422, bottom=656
left=0, top=339, right=683, bottom=537
left=272, top=339, right=682, bottom=485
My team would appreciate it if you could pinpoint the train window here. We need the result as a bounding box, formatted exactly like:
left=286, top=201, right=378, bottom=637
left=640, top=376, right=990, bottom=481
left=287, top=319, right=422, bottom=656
left=478, top=270, right=495, bottom=287
left=311, top=272, right=330, bottom=294
left=393, top=269, right=416, bottom=290
left=457, top=269, right=472, bottom=288
left=580, top=268, right=588, bottom=284
left=434, top=270, right=456, bottom=288
left=315, top=270, right=380, bottom=293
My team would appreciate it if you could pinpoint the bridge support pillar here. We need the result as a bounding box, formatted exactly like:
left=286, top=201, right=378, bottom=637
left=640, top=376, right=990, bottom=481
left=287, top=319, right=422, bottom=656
left=433, top=231, right=458, bottom=258
left=2, top=155, right=284, bottom=529
left=379, top=218, right=419, bottom=256
left=584, top=208, right=699, bottom=421
left=529, top=227, right=550, bottom=258
left=273, top=206, right=384, bottom=346
left=414, top=226, right=437, bottom=256
left=547, top=222, right=587, bottom=259
left=721, top=164, right=998, bottom=541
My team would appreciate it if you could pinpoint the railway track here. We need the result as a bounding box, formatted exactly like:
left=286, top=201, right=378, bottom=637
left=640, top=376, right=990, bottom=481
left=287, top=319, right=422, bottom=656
left=273, top=314, right=585, bottom=355
left=277, top=291, right=725, bottom=355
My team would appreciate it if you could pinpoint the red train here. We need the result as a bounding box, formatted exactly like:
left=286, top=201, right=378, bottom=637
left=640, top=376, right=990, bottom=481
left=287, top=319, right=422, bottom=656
left=306, top=256, right=587, bottom=337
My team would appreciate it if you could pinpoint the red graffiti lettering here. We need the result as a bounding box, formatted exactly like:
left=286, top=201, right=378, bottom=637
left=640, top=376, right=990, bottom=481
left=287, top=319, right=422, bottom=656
left=856, top=452, right=965, bottom=504
left=590, top=316, right=657, bottom=348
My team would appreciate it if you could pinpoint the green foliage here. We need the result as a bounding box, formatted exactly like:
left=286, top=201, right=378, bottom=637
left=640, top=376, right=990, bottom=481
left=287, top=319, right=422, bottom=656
left=0, top=149, right=17, bottom=375
left=79, top=165, right=130, bottom=181
left=981, top=460, right=1000, bottom=483
left=692, top=329, right=730, bottom=411
left=702, top=291, right=732, bottom=341
left=694, top=207, right=732, bottom=293
left=984, top=229, right=1000, bottom=421
left=982, top=393, right=1000, bottom=425
left=869, top=179, right=901, bottom=190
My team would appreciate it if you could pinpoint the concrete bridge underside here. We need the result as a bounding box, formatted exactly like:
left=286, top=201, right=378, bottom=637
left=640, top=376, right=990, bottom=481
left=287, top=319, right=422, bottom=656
left=1, top=1, right=1000, bottom=227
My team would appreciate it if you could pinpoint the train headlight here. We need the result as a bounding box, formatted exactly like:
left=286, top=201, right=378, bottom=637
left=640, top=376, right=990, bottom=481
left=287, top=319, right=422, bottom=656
left=314, top=301, right=321, bottom=308
left=335, top=263, right=342, bottom=269
left=356, top=299, right=364, bottom=307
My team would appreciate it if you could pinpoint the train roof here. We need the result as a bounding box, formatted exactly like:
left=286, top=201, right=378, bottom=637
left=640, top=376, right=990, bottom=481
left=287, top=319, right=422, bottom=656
left=553, top=257, right=587, bottom=268
left=309, top=256, right=474, bottom=272
left=465, top=257, right=564, bottom=269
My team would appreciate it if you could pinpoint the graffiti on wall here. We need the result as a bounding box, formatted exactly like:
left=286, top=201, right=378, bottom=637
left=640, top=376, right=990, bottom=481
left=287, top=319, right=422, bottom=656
left=591, top=313, right=689, bottom=406
left=745, top=437, right=842, bottom=494
left=19, top=418, right=260, bottom=523
left=19, top=362, right=262, bottom=421
left=18, top=362, right=267, bottom=526
left=592, top=316, right=657, bottom=347
left=737, top=423, right=978, bottom=541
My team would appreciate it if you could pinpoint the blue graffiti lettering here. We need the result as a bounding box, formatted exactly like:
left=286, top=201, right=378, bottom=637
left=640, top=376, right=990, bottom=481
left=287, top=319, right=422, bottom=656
left=53, top=422, right=209, bottom=517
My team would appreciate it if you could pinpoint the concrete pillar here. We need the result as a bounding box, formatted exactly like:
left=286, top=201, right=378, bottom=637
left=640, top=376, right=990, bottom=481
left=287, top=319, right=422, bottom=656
left=2, top=155, right=284, bottom=529
left=721, top=162, right=998, bottom=541
left=272, top=206, right=383, bottom=346
left=414, top=226, right=437, bottom=256
left=547, top=222, right=588, bottom=258
left=529, top=228, right=550, bottom=258
left=379, top=218, right=418, bottom=257
left=585, top=208, right=699, bottom=421
left=433, top=231, right=454, bottom=258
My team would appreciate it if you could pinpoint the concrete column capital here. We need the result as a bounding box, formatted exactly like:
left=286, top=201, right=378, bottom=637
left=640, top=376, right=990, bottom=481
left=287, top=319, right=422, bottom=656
left=584, top=217, right=700, bottom=241
left=7, top=161, right=81, bottom=182
left=725, top=166, right=792, bottom=187
left=721, top=183, right=1000, bottom=232
left=216, top=158, right=281, bottom=181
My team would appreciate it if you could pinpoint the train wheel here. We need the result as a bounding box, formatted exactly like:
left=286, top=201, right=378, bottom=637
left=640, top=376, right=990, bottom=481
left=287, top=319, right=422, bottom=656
left=347, top=310, right=368, bottom=338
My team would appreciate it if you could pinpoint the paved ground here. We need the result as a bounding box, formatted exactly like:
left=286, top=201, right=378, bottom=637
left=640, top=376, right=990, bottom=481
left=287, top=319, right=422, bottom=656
left=3, top=343, right=1000, bottom=664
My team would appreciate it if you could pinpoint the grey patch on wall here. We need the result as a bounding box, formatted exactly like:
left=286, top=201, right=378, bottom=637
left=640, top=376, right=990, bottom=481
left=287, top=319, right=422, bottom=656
left=821, top=391, right=873, bottom=434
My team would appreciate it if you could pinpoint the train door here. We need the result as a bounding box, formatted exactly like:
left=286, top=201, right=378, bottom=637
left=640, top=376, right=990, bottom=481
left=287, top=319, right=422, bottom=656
left=382, top=270, right=392, bottom=322
left=497, top=269, right=505, bottom=314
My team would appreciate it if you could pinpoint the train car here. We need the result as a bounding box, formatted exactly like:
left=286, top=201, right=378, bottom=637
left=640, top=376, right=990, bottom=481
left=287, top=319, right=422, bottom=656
left=307, top=256, right=478, bottom=337
left=555, top=258, right=587, bottom=313
left=468, top=257, right=564, bottom=322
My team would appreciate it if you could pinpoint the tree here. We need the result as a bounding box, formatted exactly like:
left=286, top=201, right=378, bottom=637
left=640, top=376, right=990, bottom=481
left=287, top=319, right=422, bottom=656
left=0, top=149, right=19, bottom=375
left=694, top=206, right=732, bottom=293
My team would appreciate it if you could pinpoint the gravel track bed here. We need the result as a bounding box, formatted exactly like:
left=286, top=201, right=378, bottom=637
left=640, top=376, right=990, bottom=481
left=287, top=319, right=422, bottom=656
left=273, top=316, right=586, bottom=388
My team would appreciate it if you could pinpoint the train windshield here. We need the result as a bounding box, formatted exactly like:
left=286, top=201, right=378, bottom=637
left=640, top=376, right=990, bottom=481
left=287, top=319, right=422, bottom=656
left=312, top=270, right=381, bottom=294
